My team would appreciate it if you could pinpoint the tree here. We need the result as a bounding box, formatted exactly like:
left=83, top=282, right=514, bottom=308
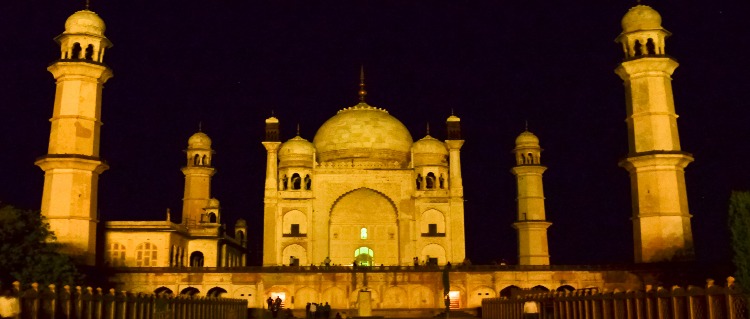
left=729, top=191, right=750, bottom=292
left=0, top=202, right=81, bottom=286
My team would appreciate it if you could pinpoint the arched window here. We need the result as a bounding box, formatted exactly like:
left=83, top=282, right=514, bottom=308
left=439, top=174, right=445, bottom=189
left=84, top=44, right=94, bottom=60
left=354, top=247, right=374, bottom=266
left=135, top=242, right=158, bottom=266
left=208, top=212, right=217, bottom=223
left=291, top=173, right=301, bottom=190
left=527, top=153, right=534, bottom=164
left=280, top=175, right=288, bottom=190
left=304, top=175, right=311, bottom=190
left=426, top=173, right=436, bottom=189
left=646, top=38, right=656, bottom=55
left=108, top=242, right=126, bottom=266
left=71, top=43, right=82, bottom=59
left=416, top=174, right=422, bottom=190
left=190, top=251, right=204, bottom=267
left=360, top=227, right=368, bottom=239
left=634, top=40, right=643, bottom=57
left=202, top=155, right=208, bottom=166
left=194, top=154, right=200, bottom=166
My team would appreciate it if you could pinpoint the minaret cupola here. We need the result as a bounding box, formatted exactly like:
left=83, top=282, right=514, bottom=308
left=57, top=10, right=112, bottom=63
left=513, top=130, right=542, bottom=165
left=187, top=131, right=213, bottom=167
left=616, top=5, right=669, bottom=59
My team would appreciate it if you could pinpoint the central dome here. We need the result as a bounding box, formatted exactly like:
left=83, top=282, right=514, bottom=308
left=313, top=102, right=413, bottom=165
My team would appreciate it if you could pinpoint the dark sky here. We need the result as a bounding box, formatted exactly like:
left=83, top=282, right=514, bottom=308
left=1, top=1, right=748, bottom=268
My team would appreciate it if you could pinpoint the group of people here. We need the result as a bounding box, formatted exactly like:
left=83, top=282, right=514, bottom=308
left=266, top=296, right=285, bottom=318
left=305, top=302, right=332, bottom=319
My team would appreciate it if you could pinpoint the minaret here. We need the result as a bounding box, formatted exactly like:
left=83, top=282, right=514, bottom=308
left=35, top=9, right=113, bottom=265
left=444, top=114, right=466, bottom=263
left=511, top=130, right=551, bottom=265
left=615, top=5, right=695, bottom=262
left=262, top=116, right=281, bottom=266
left=181, top=131, right=215, bottom=227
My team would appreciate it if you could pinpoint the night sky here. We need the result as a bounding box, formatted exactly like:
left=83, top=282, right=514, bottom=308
left=1, top=1, right=748, bottom=268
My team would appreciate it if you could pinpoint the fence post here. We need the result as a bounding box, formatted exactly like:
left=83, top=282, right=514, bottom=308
left=706, top=279, right=716, bottom=319
left=726, top=277, right=737, bottom=319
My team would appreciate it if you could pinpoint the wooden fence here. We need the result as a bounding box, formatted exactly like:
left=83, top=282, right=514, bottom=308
left=482, top=277, right=747, bottom=319
left=11, top=282, right=247, bottom=319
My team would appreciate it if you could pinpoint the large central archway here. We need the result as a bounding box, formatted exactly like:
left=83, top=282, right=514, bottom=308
left=329, top=188, right=399, bottom=265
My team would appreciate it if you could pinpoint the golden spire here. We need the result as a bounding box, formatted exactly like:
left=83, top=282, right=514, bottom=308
left=359, top=65, right=367, bottom=102
left=296, top=123, right=301, bottom=136
left=426, top=122, right=431, bottom=136
left=85, top=0, right=90, bottom=10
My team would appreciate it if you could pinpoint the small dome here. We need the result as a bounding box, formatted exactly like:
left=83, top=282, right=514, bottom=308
left=621, top=5, right=662, bottom=33
left=313, top=102, right=413, bottom=165
left=279, top=136, right=315, bottom=157
left=64, top=10, right=106, bottom=36
left=412, top=135, right=448, bottom=155
left=188, top=132, right=212, bottom=149
left=235, top=219, right=247, bottom=228
left=207, top=198, right=220, bottom=208
left=515, top=131, right=539, bottom=147
left=446, top=114, right=461, bottom=122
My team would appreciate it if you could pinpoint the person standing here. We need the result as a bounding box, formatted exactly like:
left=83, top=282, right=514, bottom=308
left=0, top=289, right=20, bottom=319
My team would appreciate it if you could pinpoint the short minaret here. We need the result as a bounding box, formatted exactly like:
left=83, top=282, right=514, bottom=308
left=262, top=116, right=282, bottom=266
left=35, top=9, right=113, bottom=265
left=615, top=5, right=695, bottom=262
left=511, top=130, right=551, bottom=265
left=181, top=131, right=215, bottom=227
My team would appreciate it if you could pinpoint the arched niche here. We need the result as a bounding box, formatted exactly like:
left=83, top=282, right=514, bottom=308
left=420, top=209, right=446, bottom=235
left=282, top=243, right=307, bottom=266
left=282, top=210, right=307, bottom=235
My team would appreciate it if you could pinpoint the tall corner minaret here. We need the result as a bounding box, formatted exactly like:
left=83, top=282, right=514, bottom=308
left=262, top=116, right=281, bottom=266
left=444, top=114, right=467, bottom=263
left=181, top=131, right=216, bottom=228
left=615, top=5, right=695, bottom=263
left=511, top=130, right=551, bottom=265
left=35, top=9, right=113, bottom=265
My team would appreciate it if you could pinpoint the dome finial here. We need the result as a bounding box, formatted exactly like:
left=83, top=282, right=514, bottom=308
left=525, top=120, right=529, bottom=132
left=85, top=0, right=90, bottom=10
left=297, top=123, right=301, bottom=136
left=198, top=121, right=203, bottom=132
left=359, top=65, right=367, bottom=102
left=426, top=122, right=431, bottom=136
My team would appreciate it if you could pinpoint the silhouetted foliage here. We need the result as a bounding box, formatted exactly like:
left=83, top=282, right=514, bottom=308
left=0, top=202, right=81, bottom=286
left=729, top=191, right=750, bottom=292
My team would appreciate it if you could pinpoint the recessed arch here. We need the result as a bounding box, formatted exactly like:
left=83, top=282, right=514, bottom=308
left=556, top=285, right=575, bottom=292
left=282, top=210, right=306, bottom=235
left=282, top=244, right=307, bottom=266
left=420, top=209, right=446, bottom=234
left=154, top=287, right=173, bottom=296
left=500, top=285, right=522, bottom=298
left=420, top=243, right=446, bottom=265
left=207, top=287, right=228, bottom=298
left=181, top=287, right=200, bottom=296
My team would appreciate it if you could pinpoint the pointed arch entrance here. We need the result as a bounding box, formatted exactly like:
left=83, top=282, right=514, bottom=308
left=354, top=247, right=374, bottom=266
left=329, top=188, right=399, bottom=265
